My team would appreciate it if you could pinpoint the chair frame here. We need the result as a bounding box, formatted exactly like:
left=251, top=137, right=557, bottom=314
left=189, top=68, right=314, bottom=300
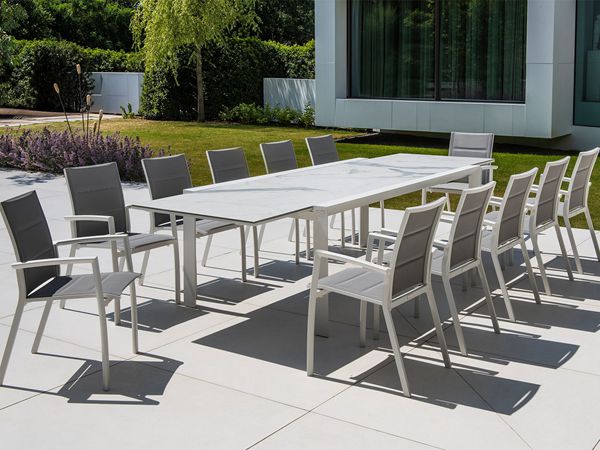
left=306, top=198, right=451, bottom=398
left=0, top=198, right=139, bottom=391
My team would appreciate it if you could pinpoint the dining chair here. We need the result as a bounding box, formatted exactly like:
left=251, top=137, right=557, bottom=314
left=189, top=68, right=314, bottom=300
left=305, top=135, right=385, bottom=245
left=142, top=154, right=247, bottom=280
left=424, top=132, right=495, bottom=210
left=481, top=168, right=541, bottom=322
left=206, top=147, right=261, bottom=277
left=558, top=148, right=599, bottom=273
left=0, top=191, right=140, bottom=391
left=306, top=197, right=451, bottom=398
left=524, top=157, right=574, bottom=295
left=61, top=162, right=180, bottom=308
left=260, top=140, right=304, bottom=263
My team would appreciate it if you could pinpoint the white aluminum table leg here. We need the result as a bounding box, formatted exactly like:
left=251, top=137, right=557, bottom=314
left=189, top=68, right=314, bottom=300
left=183, top=214, right=198, bottom=308
left=359, top=206, right=369, bottom=248
left=314, top=210, right=329, bottom=337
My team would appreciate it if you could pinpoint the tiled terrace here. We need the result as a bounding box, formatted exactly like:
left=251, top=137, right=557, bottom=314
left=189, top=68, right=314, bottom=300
left=0, top=168, right=599, bottom=449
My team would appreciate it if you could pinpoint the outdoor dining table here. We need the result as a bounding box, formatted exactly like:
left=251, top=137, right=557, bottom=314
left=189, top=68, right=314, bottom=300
left=130, top=153, right=491, bottom=335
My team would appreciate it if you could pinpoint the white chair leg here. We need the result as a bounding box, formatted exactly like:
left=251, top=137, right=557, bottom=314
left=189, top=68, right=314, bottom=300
left=294, top=218, right=300, bottom=265
left=173, top=242, right=181, bottom=305
left=253, top=226, right=260, bottom=278
left=380, top=200, right=385, bottom=228
left=442, top=276, right=467, bottom=356
left=239, top=227, right=247, bottom=282
left=445, top=193, right=452, bottom=212
left=114, top=297, right=121, bottom=326
left=95, top=295, right=110, bottom=391
left=0, top=299, right=26, bottom=385
left=201, top=235, right=213, bottom=267
left=61, top=244, right=78, bottom=309
left=584, top=209, right=600, bottom=262
left=287, top=219, right=295, bottom=242
left=425, top=287, right=452, bottom=368
left=351, top=209, right=357, bottom=245
left=138, top=250, right=150, bottom=286
left=329, top=214, right=336, bottom=229
left=129, top=286, right=139, bottom=354
left=477, top=262, right=500, bottom=334
left=531, top=232, right=551, bottom=296
left=118, top=257, right=125, bottom=272
left=564, top=215, right=583, bottom=274
left=382, top=306, right=411, bottom=397
left=306, top=220, right=311, bottom=260
left=32, top=300, right=53, bottom=354
left=490, top=249, right=516, bottom=322
left=555, top=223, right=574, bottom=281
left=373, top=304, right=380, bottom=340
left=340, top=212, right=346, bottom=248
left=520, top=241, right=542, bottom=305
left=306, top=285, right=319, bottom=376
left=257, top=224, right=266, bottom=251
left=359, top=301, right=367, bottom=347
left=421, top=189, right=427, bottom=205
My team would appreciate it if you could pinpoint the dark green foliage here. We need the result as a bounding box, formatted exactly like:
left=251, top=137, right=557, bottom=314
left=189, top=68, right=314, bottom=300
left=253, top=0, right=315, bottom=45
left=219, top=103, right=314, bottom=128
left=140, top=38, right=314, bottom=120
left=1, top=39, right=143, bottom=111
left=7, top=0, right=134, bottom=51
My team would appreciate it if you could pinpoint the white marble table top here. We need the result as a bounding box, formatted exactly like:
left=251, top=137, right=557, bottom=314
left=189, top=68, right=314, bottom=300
left=130, top=153, right=491, bottom=225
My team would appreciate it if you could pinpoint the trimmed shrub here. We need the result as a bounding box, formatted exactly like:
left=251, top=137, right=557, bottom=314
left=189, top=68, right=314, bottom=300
left=0, top=128, right=165, bottom=181
left=2, top=39, right=143, bottom=111
left=219, top=103, right=315, bottom=128
left=140, top=38, right=315, bottom=121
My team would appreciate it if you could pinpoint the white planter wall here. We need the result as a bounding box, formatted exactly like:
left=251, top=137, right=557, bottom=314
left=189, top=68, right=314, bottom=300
left=90, top=72, right=144, bottom=115
left=263, top=78, right=316, bottom=112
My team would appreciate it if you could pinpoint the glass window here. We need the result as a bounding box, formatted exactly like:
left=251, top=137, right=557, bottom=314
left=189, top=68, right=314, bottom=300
left=574, top=0, right=600, bottom=127
left=440, top=0, right=527, bottom=101
left=349, top=0, right=435, bottom=99
left=348, top=0, right=527, bottom=102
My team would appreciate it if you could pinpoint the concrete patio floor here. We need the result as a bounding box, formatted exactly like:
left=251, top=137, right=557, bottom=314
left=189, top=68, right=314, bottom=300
left=0, top=168, right=599, bottom=449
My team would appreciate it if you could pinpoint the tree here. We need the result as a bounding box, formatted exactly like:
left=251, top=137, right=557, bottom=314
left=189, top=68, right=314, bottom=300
left=132, top=0, right=257, bottom=122
left=254, top=0, right=314, bottom=45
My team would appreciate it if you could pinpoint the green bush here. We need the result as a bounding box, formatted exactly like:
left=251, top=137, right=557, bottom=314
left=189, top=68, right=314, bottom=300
left=219, top=103, right=314, bottom=128
left=140, top=38, right=315, bottom=121
left=1, top=39, right=143, bottom=111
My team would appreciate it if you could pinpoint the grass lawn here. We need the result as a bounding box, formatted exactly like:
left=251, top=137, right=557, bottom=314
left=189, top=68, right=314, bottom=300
left=6, top=118, right=599, bottom=229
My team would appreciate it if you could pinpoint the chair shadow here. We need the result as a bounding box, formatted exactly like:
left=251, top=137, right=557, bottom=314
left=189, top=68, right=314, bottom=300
left=545, top=255, right=600, bottom=278
left=107, top=299, right=208, bottom=333
left=4, top=171, right=59, bottom=186
left=251, top=260, right=313, bottom=283
left=196, top=277, right=274, bottom=304
left=3, top=353, right=182, bottom=405
left=353, top=353, right=540, bottom=415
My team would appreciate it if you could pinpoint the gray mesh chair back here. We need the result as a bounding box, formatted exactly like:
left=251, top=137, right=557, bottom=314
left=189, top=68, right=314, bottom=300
left=305, top=135, right=339, bottom=166
left=64, top=163, right=128, bottom=236
left=142, top=154, right=192, bottom=228
left=389, top=198, right=445, bottom=296
left=449, top=182, right=495, bottom=269
left=260, top=140, right=298, bottom=173
left=206, top=147, right=250, bottom=183
left=449, top=132, right=494, bottom=183
left=0, top=191, right=59, bottom=294
left=534, top=157, right=570, bottom=228
left=566, top=148, right=598, bottom=213
left=497, top=168, right=538, bottom=246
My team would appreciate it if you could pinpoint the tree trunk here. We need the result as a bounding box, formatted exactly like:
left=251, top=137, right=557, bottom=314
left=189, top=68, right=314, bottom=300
left=196, top=47, right=206, bottom=122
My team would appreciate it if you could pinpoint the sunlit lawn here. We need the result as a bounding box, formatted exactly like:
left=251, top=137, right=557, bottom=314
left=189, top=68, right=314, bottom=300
left=7, top=118, right=599, bottom=229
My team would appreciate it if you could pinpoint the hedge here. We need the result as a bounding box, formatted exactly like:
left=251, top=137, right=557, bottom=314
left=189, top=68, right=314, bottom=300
left=140, top=38, right=315, bottom=121
left=1, top=39, right=144, bottom=111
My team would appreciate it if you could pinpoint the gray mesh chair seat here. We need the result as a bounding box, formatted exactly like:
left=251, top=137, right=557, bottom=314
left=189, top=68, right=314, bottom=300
left=556, top=148, right=600, bottom=273
left=424, top=132, right=495, bottom=209
left=0, top=191, right=140, bottom=391
left=307, top=197, right=451, bottom=398
left=28, top=272, right=139, bottom=300
left=63, top=162, right=180, bottom=305
left=142, top=154, right=245, bottom=280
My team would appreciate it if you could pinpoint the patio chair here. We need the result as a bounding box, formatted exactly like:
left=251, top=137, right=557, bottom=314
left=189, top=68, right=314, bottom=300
left=142, top=154, right=247, bottom=280
left=558, top=148, right=600, bottom=273
left=423, top=132, right=495, bottom=210
left=306, top=135, right=386, bottom=245
left=60, top=162, right=180, bottom=308
left=524, top=157, right=574, bottom=295
left=206, top=147, right=261, bottom=277
left=260, top=140, right=304, bottom=263
left=306, top=197, right=451, bottom=398
left=481, top=168, right=541, bottom=322
left=0, top=191, right=139, bottom=391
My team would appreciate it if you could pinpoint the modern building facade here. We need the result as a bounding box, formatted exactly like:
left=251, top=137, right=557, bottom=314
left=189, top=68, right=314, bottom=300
left=315, top=0, right=600, bottom=150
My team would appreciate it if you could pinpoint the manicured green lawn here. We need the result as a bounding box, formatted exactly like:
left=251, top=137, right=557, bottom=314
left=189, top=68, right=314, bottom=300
left=10, top=119, right=599, bottom=229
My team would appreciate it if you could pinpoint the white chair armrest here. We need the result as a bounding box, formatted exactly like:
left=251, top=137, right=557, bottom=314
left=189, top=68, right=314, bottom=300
left=54, top=234, right=129, bottom=248
left=12, top=256, right=98, bottom=270
left=65, top=215, right=116, bottom=234
left=313, top=250, right=390, bottom=274
left=433, top=239, right=449, bottom=249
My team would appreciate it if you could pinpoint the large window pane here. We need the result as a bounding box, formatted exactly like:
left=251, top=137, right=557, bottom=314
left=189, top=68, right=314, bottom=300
left=574, top=0, right=600, bottom=127
left=350, top=0, right=435, bottom=99
left=440, top=0, right=527, bottom=101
